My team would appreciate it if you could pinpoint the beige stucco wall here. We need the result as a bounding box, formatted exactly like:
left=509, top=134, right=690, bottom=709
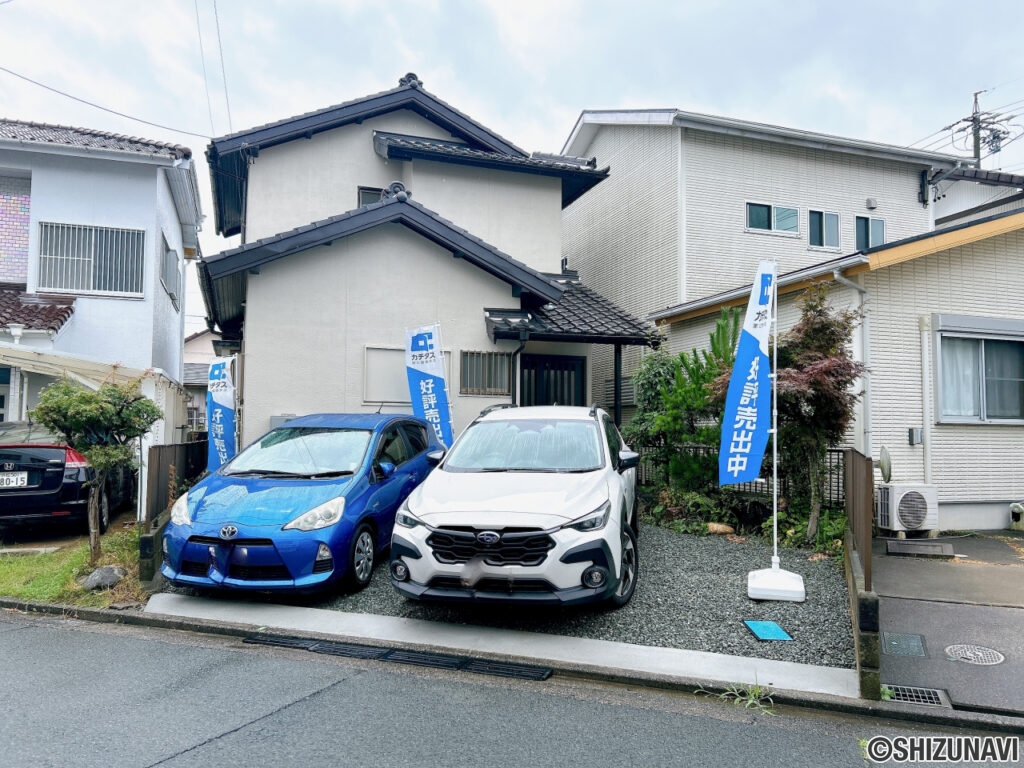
left=238, top=224, right=588, bottom=444
left=243, top=110, right=563, bottom=274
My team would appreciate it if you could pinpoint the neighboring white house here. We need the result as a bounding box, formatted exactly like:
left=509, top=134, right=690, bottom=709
left=200, top=74, right=653, bottom=445
left=649, top=209, right=1024, bottom=531
left=182, top=328, right=221, bottom=434
left=560, top=109, right=976, bottom=412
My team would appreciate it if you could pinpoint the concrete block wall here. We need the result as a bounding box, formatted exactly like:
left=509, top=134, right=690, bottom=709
left=0, top=175, right=30, bottom=283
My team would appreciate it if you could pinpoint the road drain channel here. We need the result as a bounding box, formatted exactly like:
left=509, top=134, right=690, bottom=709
left=244, top=633, right=553, bottom=681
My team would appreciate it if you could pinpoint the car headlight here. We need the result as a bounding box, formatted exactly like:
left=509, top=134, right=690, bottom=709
left=395, top=500, right=423, bottom=529
left=282, top=497, right=345, bottom=531
left=563, top=501, right=611, bottom=532
left=170, top=494, right=191, bottom=526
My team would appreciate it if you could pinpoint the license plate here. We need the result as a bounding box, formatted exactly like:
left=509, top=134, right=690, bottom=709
left=0, top=471, right=28, bottom=488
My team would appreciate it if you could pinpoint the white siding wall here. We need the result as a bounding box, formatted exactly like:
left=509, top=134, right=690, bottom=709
left=865, top=230, right=1024, bottom=527
left=240, top=225, right=525, bottom=444
left=152, top=168, right=185, bottom=381
left=683, top=131, right=933, bottom=302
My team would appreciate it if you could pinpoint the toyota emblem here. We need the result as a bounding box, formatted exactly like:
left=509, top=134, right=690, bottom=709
left=476, top=530, right=500, bottom=546
left=219, top=525, right=239, bottom=540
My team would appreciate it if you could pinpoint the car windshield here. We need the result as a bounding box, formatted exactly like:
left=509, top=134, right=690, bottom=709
left=444, top=418, right=603, bottom=472
left=223, top=427, right=372, bottom=477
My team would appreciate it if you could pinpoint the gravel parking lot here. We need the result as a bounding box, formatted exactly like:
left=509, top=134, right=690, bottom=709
left=318, top=525, right=856, bottom=669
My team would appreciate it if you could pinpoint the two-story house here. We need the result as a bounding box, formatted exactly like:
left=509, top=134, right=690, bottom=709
left=0, top=119, right=202, bottom=468
left=199, top=74, right=653, bottom=445
left=562, top=109, right=1023, bottom=529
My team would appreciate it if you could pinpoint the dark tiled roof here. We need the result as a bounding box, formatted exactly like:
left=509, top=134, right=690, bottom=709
left=183, top=363, right=209, bottom=387
left=373, top=132, right=607, bottom=207
left=946, top=167, right=1024, bottom=187
left=0, top=119, right=191, bottom=159
left=0, top=283, right=75, bottom=333
left=486, top=276, right=656, bottom=347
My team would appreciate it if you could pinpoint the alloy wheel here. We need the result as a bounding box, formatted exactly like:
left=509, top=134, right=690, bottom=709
left=353, top=530, right=375, bottom=583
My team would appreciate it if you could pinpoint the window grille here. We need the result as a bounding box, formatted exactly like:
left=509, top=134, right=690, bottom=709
left=38, top=222, right=145, bottom=296
left=460, top=351, right=513, bottom=396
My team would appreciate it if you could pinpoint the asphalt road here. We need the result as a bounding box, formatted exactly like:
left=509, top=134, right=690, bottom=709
left=0, top=610, right=1008, bottom=768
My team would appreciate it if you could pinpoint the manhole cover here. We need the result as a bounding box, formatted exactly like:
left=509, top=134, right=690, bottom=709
left=944, top=644, right=1005, bottom=665
left=882, top=632, right=927, bottom=657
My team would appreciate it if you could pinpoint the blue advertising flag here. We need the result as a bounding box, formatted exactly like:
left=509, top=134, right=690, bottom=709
left=719, top=261, right=776, bottom=486
left=405, top=324, right=454, bottom=447
left=206, top=356, right=237, bottom=472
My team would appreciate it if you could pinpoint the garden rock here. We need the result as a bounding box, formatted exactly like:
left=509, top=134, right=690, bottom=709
left=81, top=566, right=126, bottom=590
left=706, top=522, right=735, bottom=535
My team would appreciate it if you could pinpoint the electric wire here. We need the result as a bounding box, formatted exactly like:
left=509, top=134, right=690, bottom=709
left=0, top=64, right=211, bottom=139
left=213, top=0, right=233, bottom=134
left=194, top=0, right=217, bottom=136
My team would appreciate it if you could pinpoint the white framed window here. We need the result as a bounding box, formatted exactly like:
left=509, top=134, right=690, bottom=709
left=855, top=216, right=885, bottom=251
left=935, top=314, right=1024, bottom=423
left=161, top=234, right=181, bottom=309
left=460, top=351, right=512, bottom=396
left=364, top=346, right=451, bottom=405
left=38, top=222, right=145, bottom=296
left=358, top=186, right=384, bottom=206
left=745, top=202, right=798, bottom=235
left=809, top=210, right=840, bottom=249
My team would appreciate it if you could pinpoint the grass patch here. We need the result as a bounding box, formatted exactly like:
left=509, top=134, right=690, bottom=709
left=0, top=527, right=149, bottom=608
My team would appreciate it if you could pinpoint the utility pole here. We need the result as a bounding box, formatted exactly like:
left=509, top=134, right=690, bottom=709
left=972, top=90, right=983, bottom=165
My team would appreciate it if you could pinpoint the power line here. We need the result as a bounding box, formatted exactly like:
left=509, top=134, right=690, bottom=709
left=213, top=0, right=233, bottom=134
left=194, top=0, right=217, bottom=136
left=0, top=64, right=211, bottom=139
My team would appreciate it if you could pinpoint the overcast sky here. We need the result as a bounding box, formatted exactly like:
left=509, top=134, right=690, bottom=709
left=2, top=0, right=1023, bottom=334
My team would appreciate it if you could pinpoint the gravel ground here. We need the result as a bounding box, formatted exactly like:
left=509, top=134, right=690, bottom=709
left=323, top=525, right=854, bottom=668
left=161, top=525, right=855, bottom=668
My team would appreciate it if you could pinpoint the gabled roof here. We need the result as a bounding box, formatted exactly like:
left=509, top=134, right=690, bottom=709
left=0, top=118, right=191, bottom=160
left=0, top=283, right=74, bottom=333
left=372, top=132, right=608, bottom=208
left=207, top=73, right=530, bottom=236
left=198, top=189, right=565, bottom=334
left=562, top=109, right=968, bottom=169
left=648, top=208, right=1024, bottom=325
left=486, top=275, right=655, bottom=346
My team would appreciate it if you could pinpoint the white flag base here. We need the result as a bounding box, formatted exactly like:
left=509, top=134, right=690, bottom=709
left=747, top=556, right=806, bottom=602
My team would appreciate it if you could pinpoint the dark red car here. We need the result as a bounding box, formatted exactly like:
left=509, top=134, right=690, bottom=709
left=0, top=421, right=134, bottom=532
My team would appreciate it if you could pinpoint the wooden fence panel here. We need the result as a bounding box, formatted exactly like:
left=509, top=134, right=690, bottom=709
left=145, top=441, right=207, bottom=526
left=844, top=448, right=874, bottom=591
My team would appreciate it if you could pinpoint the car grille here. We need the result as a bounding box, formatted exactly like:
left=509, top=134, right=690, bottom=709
left=428, top=576, right=554, bottom=593
left=426, top=527, right=555, bottom=567
left=180, top=560, right=209, bottom=577
left=188, top=536, right=275, bottom=547
left=312, top=557, right=334, bottom=574
left=228, top=564, right=291, bottom=581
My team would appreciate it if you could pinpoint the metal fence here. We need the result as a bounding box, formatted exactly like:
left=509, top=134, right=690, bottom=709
left=635, top=442, right=846, bottom=508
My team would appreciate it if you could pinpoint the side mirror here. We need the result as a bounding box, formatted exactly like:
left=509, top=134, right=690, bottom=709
left=425, top=449, right=445, bottom=467
left=618, top=450, right=640, bottom=471
left=375, top=461, right=397, bottom=481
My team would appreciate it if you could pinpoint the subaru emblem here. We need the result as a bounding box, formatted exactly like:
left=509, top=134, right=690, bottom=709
left=220, top=525, right=239, bottom=540
left=476, top=530, right=500, bottom=546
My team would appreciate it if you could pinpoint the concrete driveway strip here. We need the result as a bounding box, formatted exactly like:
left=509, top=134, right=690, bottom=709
left=145, top=593, right=859, bottom=700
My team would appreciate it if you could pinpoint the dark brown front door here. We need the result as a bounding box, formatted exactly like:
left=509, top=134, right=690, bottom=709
left=520, top=354, right=586, bottom=406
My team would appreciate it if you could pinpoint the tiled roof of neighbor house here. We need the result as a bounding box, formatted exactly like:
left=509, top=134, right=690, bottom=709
left=373, top=132, right=607, bottom=207
left=198, top=186, right=566, bottom=335
left=183, top=363, right=209, bottom=387
left=0, top=283, right=74, bottom=333
left=946, top=167, right=1024, bottom=187
left=486, top=274, right=656, bottom=347
left=0, top=118, right=191, bottom=159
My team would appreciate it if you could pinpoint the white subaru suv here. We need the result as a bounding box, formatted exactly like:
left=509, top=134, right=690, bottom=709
left=389, top=405, right=639, bottom=608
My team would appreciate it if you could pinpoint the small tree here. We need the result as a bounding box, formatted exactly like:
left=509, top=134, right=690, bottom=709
left=775, top=284, right=866, bottom=541
left=31, top=378, right=162, bottom=564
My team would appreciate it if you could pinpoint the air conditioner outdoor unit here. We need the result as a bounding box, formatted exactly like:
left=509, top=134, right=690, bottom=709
left=876, top=483, right=939, bottom=533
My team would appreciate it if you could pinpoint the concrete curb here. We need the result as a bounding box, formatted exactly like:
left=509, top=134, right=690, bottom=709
left=3, top=595, right=1023, bottom=734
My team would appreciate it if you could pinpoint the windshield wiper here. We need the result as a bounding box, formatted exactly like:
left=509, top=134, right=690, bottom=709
left=305, top=470, right=355, bottom=478
left=223, top=469, right=306, bottom=478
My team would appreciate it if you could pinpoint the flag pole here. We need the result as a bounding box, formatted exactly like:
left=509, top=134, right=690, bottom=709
left=747, top=258, right=805, bottom=602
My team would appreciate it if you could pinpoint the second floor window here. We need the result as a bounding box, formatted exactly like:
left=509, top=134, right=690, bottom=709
left=856, top=216, right=885, bottom=251
left=38, top=222, right=145, bottom=297
left=161, top=235, right=181, bottom=309
left=809, top=210, right=840, bottom=248
left=746, top=202, right=798, bottom=233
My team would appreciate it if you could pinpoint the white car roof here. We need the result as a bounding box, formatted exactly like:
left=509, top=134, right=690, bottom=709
left=477, top=405, right=604, bottom=422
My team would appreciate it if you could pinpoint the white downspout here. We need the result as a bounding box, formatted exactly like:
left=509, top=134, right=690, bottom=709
left=919, top=316, right=933, bottom=484
left=832, top=270, right=872, bottom=457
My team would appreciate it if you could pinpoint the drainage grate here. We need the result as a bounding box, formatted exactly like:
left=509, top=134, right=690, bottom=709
left=882, top=632, right=927, bottom=657
left=309, top=641, right=390, bottom=660
left=945, top=644, right=1005, bottom=666
left=243, top=634, right=320, bottom=651
left=462, top=659, right=552, bottom=681
left=244, top=634, right=554, bottom=681
left=884, top=685, right=948, bottom=707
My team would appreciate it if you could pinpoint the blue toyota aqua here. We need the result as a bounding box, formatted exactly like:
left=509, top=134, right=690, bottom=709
left=161, top=413, right=441, bottom=593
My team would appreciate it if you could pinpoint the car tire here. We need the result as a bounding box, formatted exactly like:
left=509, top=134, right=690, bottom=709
left=606, top=525, right=638, bottom=609
left=345, top=524, right=376, bottom=591
left=85, top=489, right=110, bottom=535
